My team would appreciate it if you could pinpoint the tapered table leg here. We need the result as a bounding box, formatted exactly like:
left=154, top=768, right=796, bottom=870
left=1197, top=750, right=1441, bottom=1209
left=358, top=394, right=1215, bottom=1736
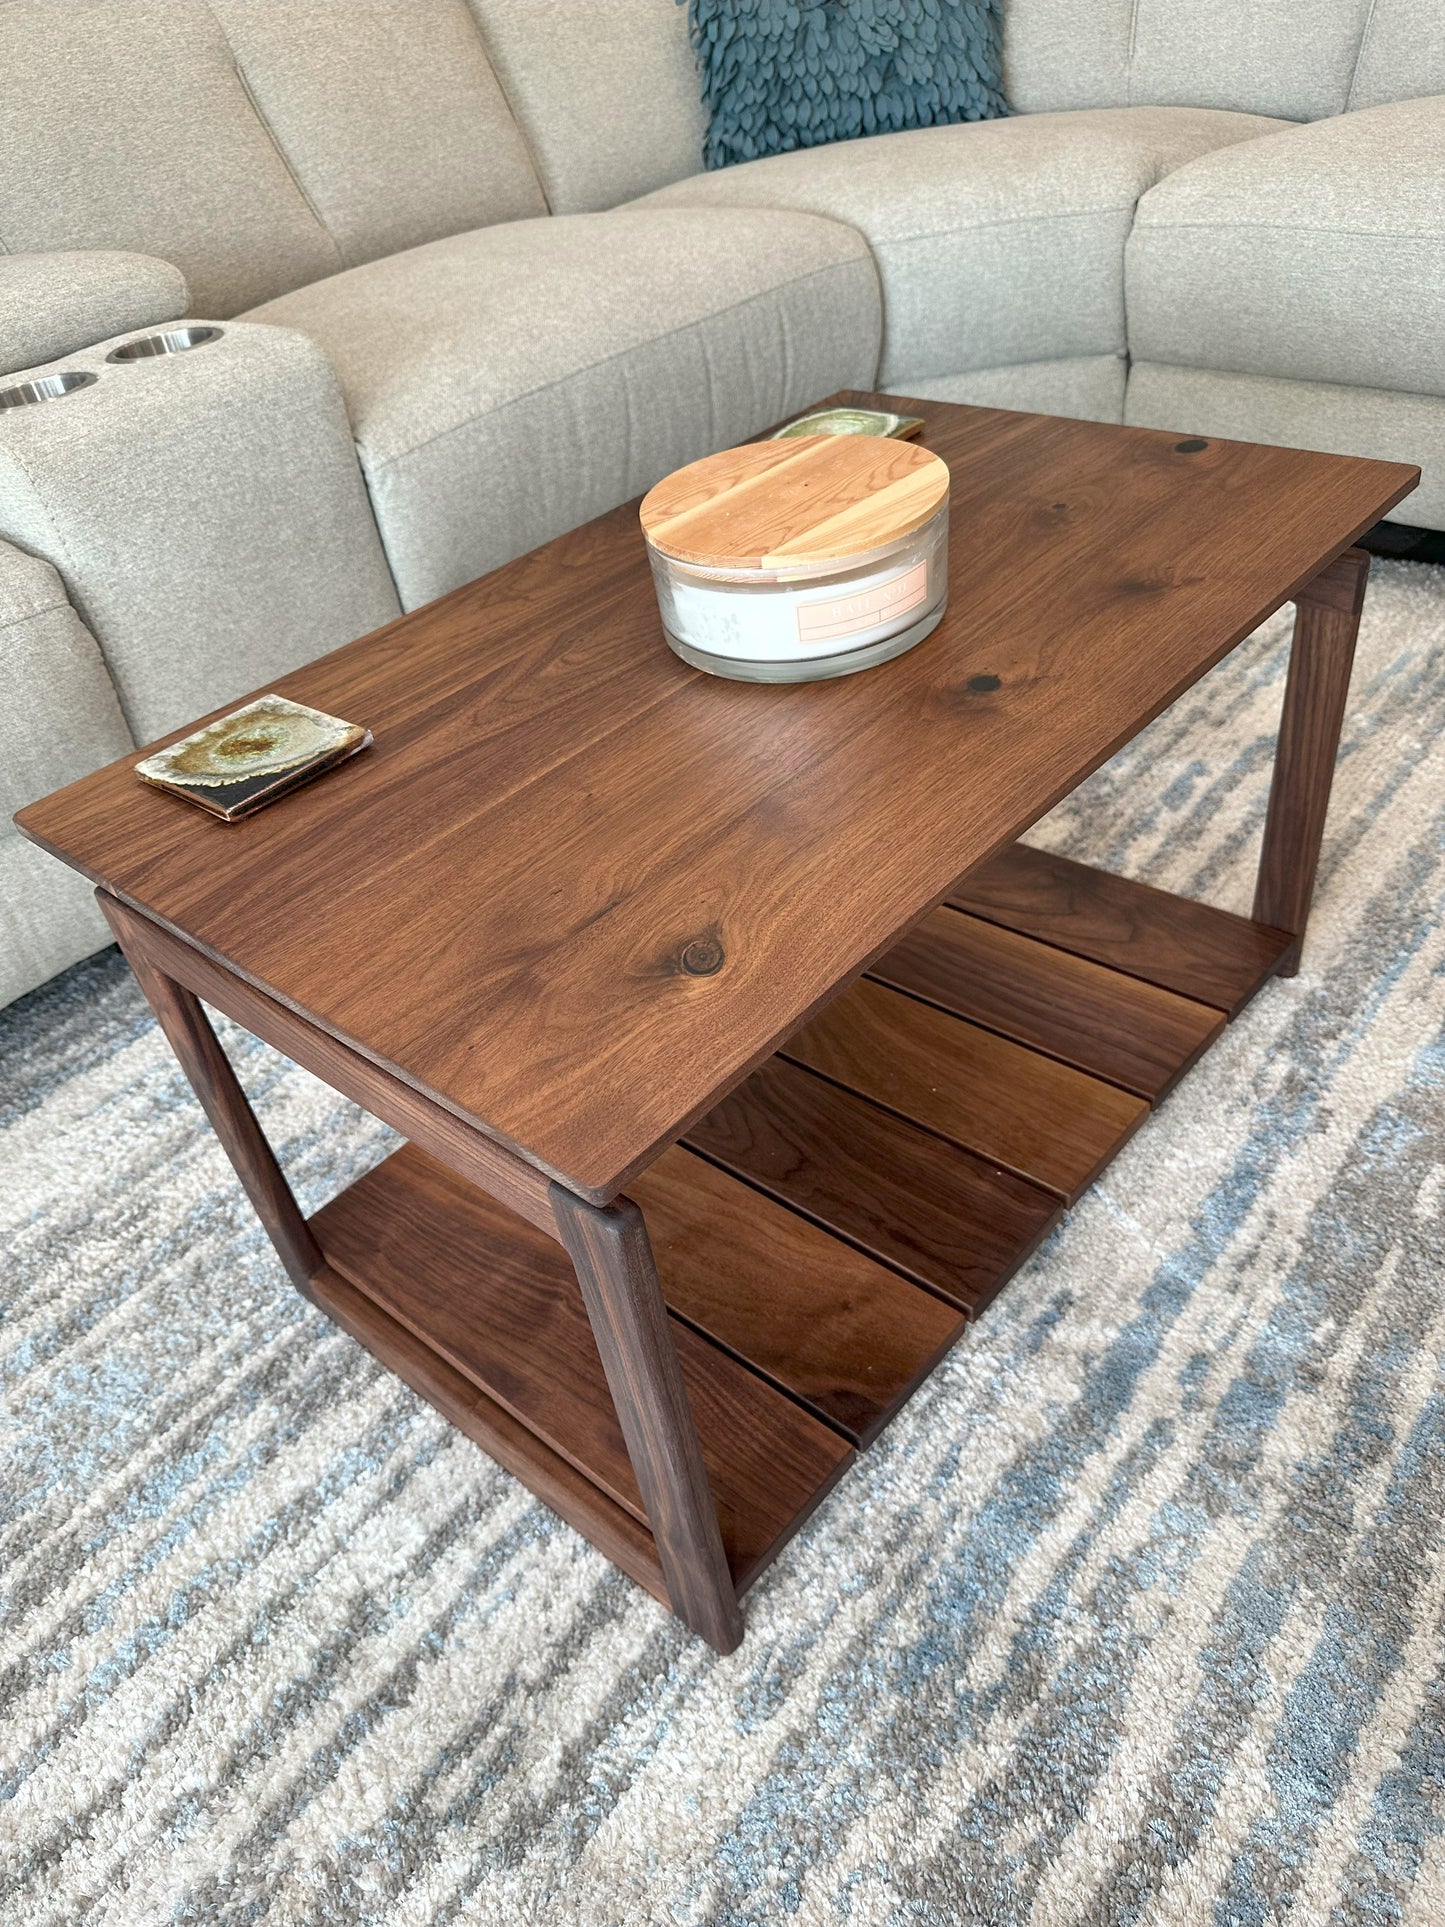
left=1253, top=547, right=1370, bottom=975
left=98, top=890, right=323, bottom=1297
left=551, top=1183, right=743, bottom=1653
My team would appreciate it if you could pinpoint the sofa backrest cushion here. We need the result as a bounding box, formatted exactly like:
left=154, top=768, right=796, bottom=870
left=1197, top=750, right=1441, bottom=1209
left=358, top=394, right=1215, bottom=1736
left=468, top=1, right=707, bottom=213
left=2, top=0, right=1431, bottom=322
left=1001, top=0, right=1135, bottom=115
left=1003, top=0, right=1377, bottom=122
left=0, top=1, right=342, bottom=315
left=0, top=0, right=547, bottom=316
left=1347, top=0, right=1445, bottom=111
left=212, top=1, right=547, bottom=271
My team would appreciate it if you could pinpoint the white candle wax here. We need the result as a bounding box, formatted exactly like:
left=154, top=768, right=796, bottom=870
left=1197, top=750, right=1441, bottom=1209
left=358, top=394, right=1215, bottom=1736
left=658, top=545, right=939, bottom=665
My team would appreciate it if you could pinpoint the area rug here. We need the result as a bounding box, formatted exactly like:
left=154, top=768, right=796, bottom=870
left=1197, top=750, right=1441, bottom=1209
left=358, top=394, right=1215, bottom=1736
left=3, top=560, right=1443, bottom=1927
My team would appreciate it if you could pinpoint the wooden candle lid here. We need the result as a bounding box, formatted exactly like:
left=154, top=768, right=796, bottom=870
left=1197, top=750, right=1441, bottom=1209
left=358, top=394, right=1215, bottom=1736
left=640, top=435, right=951, bottom=572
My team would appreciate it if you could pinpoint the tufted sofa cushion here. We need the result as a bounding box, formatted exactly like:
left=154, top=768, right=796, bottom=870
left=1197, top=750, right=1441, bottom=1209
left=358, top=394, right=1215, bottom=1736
left=0, top=541, right=134, bottom=1002
left=0, top=0, right=340, bottom=314
left=1346, top=0, right=1445, bottom=110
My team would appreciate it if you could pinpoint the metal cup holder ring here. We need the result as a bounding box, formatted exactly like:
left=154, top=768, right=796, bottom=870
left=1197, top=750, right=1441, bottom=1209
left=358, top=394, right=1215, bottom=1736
left=106, top=325, right=223, bottom=363
left=0, top=370, right=99, bottom=410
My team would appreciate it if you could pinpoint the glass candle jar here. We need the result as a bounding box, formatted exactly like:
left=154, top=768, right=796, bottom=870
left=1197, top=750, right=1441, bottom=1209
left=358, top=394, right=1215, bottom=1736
left=640, top=436, right=951, bottom=684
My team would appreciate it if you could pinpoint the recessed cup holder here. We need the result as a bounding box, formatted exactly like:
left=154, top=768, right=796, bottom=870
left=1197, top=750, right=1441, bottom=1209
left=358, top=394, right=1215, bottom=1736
left=0, top=369, right=99, bottom=410
left=107, top=325, right=223, bottom=362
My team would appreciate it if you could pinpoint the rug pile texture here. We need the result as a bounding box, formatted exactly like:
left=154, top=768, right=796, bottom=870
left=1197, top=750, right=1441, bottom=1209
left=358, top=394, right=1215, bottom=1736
left=3, top=561, right=1444, bottom=1925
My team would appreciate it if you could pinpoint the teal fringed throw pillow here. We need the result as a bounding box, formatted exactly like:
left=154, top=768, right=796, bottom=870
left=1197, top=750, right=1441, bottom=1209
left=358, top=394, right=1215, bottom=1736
left=684, top=0, right=1007, bottom=172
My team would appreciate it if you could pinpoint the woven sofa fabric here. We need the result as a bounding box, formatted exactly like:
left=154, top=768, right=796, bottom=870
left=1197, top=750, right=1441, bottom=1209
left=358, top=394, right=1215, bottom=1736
left=1000, top=0, right=1133, bottom=114
left=0, top=835, right=117, bottom=1010
left=1002, top=0, right=1376, bottom=119
left=1348, top=0, right=1445, bottom=110
left=0, top=543, right=132, bottom=822
left=635, top=106, right=1285, bottom=385
left=686, top=0, right=1007, bottom=171
left=212, top=0, right=547, bottom=271
left=0, top=323, right=401, bottom=744
left=1126, top=363, right=1443, bottom=530
left=1126, top=0, right=1373, bottom=120
left=0, top=252, right=188, bottom=383
left=247, top=208, right=882, bottom=608
left=0, top=0, right=552, bottom=314
left=470, top=0, right=707, bottom=213
left=898, top=356, right=1128, bottom=425
left=0, top=542, right=133, bottom=1005
left=1127, top=98, right=1445, bottom=404
left=0, top=1, right=341, bottom=316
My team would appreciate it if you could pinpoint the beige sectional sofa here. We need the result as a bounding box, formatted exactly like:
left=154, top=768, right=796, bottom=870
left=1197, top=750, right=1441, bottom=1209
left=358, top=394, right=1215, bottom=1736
left=3, top=0, right=1441, bottom=1007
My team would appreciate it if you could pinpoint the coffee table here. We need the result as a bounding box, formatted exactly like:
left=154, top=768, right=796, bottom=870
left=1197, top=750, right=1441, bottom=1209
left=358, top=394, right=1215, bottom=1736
left=18, top=394, right=1417, bottom=1653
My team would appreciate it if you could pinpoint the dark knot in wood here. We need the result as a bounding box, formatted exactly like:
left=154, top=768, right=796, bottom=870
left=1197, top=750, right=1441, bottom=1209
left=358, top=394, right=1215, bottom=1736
left=680, top=937, right=725, bottom=977
left=967, top=673, right=1001, bottom=693
left=1175, top=438, right=1208, bottom=454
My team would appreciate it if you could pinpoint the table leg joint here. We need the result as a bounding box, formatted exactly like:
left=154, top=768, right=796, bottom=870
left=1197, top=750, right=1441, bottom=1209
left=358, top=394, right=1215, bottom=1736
left=550, top=1182, right=743, bottom=1653
left=97, top=888, right=324, bottom=1297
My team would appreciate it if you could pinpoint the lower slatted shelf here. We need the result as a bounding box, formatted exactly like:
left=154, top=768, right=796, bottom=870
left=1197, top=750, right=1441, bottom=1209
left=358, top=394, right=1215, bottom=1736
left=784, top=977, right=1148, bottom=1205
left=869, top=904, right=1225, bottom=1100
left=680, top=1056, right=1059, bottom=1315
left=305, top=1255, right=671, bottom=1604
left=635, top=1143, right=972, bottom=1444
left=307, top=844, right=1297, bottom=1620
left=311, top=1142, right=856, bottom=1596
left=948, top=842, right=1294, bottom=1015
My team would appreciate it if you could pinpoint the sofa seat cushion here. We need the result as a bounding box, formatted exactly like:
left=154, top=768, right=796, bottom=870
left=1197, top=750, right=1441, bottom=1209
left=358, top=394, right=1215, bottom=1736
left=631, top=107, right=1285, bottom=386
left=246, top=208, right=881, bottom=608
left=1127, top=98, right=1445, bottom=399
left=0, top=542, right=134, bottom=1004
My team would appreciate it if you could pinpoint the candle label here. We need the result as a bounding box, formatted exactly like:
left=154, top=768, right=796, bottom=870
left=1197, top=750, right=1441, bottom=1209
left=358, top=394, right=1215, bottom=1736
left=664, top=552, right=936, bottom=661
left=795, top=561, right=929, bottom=646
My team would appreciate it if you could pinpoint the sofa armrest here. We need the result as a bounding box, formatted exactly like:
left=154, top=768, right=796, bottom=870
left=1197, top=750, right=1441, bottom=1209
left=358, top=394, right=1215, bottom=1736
left=0, top=537, right=133, bottom=820
left=0, top=318, right=400, bottom=744
left=0, top=537, right=136, bottom=1005
left=0, top=250, right=189, bottom=380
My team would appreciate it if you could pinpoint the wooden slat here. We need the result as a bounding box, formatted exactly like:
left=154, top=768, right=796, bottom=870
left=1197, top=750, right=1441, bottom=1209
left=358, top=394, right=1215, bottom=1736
left=311, top=1145, right=852, bottom=1592
left=306, top=1259, right=670, bottom=1607
left=948, top=844, right=1294, bottom=1017
left=869, top=906, right=1224, bottom=1100
left=783, top=980, right=1147, bottom=1205
left=636, top=1138, right=966, bottom=1446
left=681, top=1057, right=1059, bottom=1319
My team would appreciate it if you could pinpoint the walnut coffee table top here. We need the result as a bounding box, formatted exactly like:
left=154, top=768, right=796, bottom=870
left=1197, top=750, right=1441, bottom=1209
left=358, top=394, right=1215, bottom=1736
left=19, top=394, right=1416, bottom=1200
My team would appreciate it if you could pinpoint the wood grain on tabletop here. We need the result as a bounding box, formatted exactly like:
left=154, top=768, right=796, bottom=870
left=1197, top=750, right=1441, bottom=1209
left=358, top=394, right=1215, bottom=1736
left=18, top=397, right=1417, bottom=1198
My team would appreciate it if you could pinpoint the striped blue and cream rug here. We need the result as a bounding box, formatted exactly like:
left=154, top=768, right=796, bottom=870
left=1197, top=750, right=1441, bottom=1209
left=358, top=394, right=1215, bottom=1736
left=3, top=560, right=1443, bottom=1926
